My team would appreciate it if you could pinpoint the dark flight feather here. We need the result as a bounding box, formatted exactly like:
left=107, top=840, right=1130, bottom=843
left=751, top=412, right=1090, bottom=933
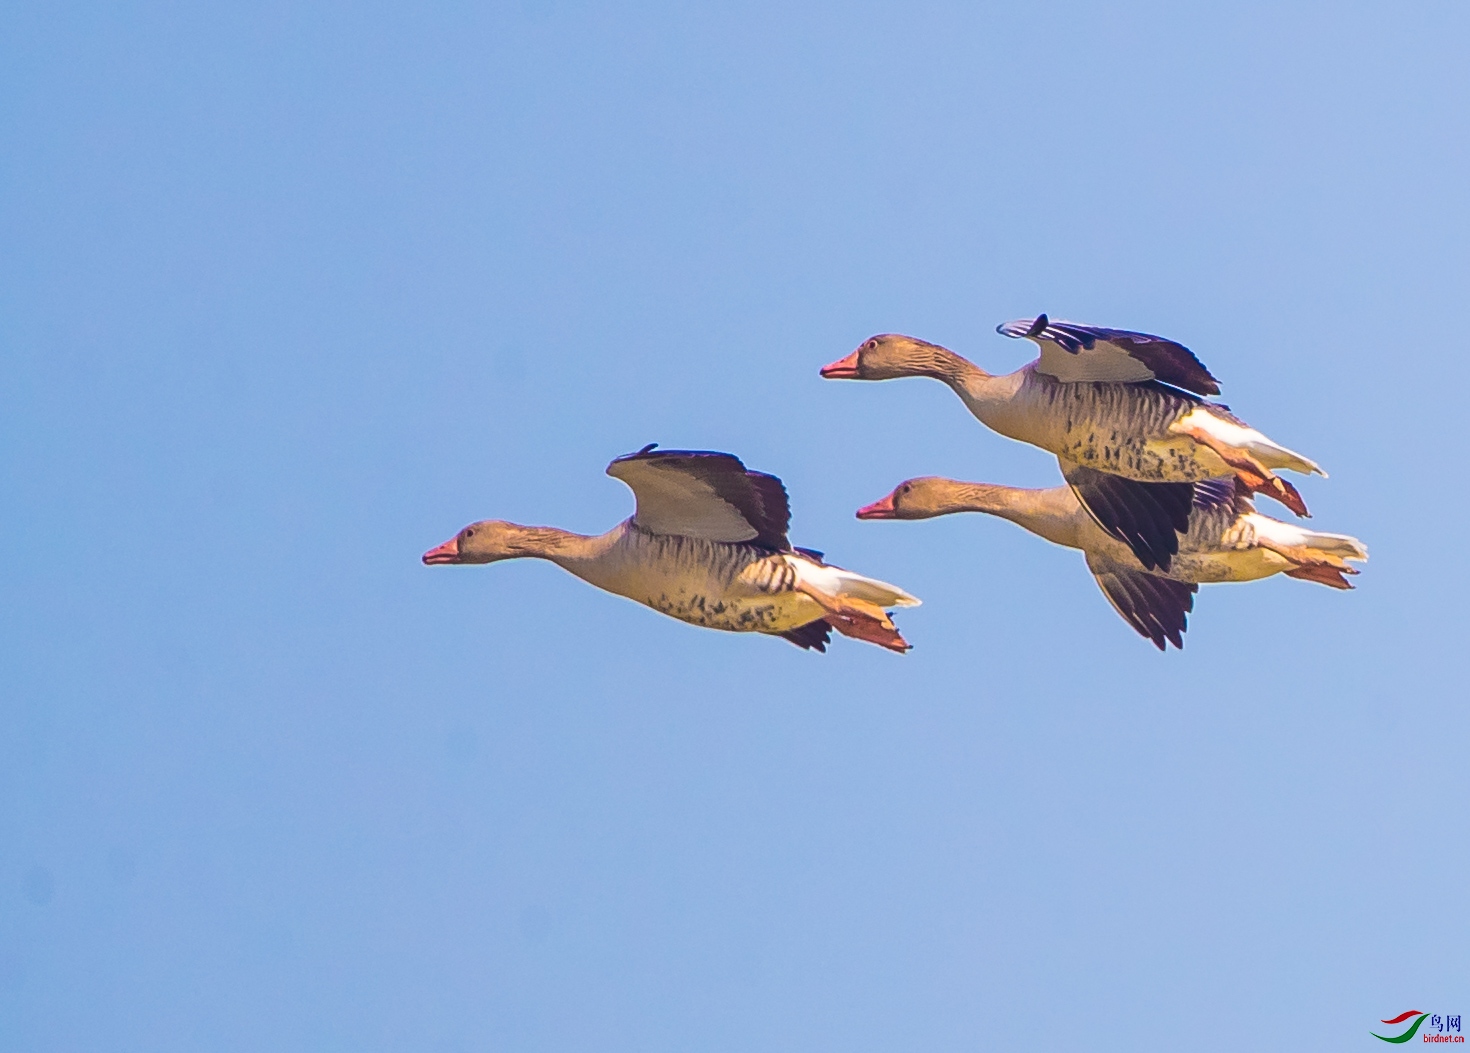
left=779, top=619, right=832, bottom=652
left=1064, top=465, right=1194, bottom=572
left=1087, top=562, right=1198, bottom=650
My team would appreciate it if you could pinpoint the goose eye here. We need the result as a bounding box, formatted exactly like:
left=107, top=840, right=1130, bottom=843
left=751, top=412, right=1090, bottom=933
left=463, top=528, right=474, bottom=538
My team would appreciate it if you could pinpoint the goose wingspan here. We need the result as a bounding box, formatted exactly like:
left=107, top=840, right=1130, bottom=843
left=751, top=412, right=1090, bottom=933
left=1085, top=554, right=1198, bottom=651
left=998, top=314, right=1221, bottom=396
left=1062, top=462, right=1194, bottom=572
left=606, top=445, right=791, bottom=550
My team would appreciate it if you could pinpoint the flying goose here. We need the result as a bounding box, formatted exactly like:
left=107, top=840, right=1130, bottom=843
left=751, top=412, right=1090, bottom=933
left=820, top=316, right=1324, bottom=574
left=423, top=445, right=920, bottom=653
left=856, top=474, right=1366, bottom=650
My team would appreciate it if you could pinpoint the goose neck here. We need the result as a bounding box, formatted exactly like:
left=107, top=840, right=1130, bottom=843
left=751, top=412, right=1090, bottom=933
left=539, top=525, right=621, bottom=572
left=951, top=483, right=1085, bottom=549
left=948, top=365, right=1025, bottom=429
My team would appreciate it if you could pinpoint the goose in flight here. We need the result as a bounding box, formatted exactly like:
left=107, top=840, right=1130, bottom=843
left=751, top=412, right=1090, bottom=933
left=856, top=474, right=1365, bottom=650
left=423, top=445, right=920, bottom=653
left=820, top=316, right=1324, bottom=574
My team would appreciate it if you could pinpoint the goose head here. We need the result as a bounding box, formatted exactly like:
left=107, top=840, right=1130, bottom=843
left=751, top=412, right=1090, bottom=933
left=423, top=520, right=540, bottom=565
left=856, top=477, right=985, bottom=520
left=820, top=334, right=959, bottom=381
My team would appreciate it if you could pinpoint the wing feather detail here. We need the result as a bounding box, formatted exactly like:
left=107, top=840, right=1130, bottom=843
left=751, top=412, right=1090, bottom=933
left=606, top=447, right=791, bottom=549
left=1062, top=462, right=1194, bottom=572
left=998, top=314, right=1221, bottom=396
left=1085, top=555, right=1197, bottom=650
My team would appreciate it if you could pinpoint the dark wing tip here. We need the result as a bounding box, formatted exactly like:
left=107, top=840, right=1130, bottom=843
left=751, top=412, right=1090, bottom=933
left=1106, top=327, right=1221, bottom=396
left=1095, top=567, right=1196, bottom=651
left=740, top=469, right=793, bottom=551
left=996, top=314, right=1049, bottom=339
left=1181, top=362, right=1222, bottom=397
left=779, top=619, right=832, bottom=652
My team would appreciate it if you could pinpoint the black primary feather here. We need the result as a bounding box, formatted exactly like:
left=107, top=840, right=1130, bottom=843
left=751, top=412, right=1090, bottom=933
left=779, top=619, right=832, bottom=652
left=1065, top=465, right=1194, bottom=572
left=1091, top=566, right=1198, bottom=650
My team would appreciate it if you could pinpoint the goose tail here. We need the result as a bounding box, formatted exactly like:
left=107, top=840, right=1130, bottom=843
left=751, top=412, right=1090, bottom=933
left=1178, top=407, right=1327, bottom=476
left=1245, top=513, right=1369, bottom=589
left=785, top=556, right=920, bottom=653
left=1252, top=438, right=1326, bottom=478
left=787, top=557, right=921, bottom=608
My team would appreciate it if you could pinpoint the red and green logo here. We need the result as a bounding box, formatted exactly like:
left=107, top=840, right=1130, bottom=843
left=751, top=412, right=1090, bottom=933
left=1373, top=1011, right=1429, bottom=1043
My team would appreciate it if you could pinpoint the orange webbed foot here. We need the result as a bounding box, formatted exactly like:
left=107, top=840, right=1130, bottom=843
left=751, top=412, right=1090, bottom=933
left=824, top=608, right=912, bottom=652
left=797, top=587, right=912, bottom=653
left=1284, top=563, right=1357, bottom=589
left=1245, top=473, right=1311, bottom=518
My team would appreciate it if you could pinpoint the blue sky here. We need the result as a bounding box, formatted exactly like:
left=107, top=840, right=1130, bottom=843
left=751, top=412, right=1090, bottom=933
left=3, top=2, right=1467, bottom=1049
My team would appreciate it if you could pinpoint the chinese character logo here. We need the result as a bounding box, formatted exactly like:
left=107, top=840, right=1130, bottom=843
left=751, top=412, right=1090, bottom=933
left=1373, top=1010, right=1463, bottom=1044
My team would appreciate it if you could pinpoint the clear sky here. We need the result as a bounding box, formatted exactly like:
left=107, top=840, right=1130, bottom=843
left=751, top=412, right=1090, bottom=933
left=3, top=2, right=1467, bottom=1050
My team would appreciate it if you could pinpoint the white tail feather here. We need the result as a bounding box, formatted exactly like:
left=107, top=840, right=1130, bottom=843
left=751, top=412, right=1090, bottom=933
left=1298, top=530, right=1368, bottom=561
left=787, top=557, right=921, bottom=607
left=1185, top=409, right=1325, bottom=475
left=1245, top=514, right=1368, bottom=561
left=1248, top=438, right=1325, bottom=477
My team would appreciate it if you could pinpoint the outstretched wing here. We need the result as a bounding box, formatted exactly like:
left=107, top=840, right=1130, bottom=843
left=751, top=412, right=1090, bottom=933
left=606, top=445, right=791, bottom=550
left=1085, top=553, right=1198, bottom=651
left=998, top=314, right=1221, bottom=396
left=1061, top=461, right=1194, bottom=573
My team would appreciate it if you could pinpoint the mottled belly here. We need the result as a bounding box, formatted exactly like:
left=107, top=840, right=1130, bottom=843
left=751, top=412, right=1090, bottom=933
left=640, top=587, right=823, bottom=633
left=1058, top=427, right=1228, bottom=482
left=1170, top=549, right=1289, bottom=584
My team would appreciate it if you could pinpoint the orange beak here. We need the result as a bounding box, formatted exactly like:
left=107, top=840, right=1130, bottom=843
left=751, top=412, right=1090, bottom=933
left=422, top=536, right=461, bottom=565
left=819, top=349, right=862, bottom=379
left=855, top=493, right=898, bottom=520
